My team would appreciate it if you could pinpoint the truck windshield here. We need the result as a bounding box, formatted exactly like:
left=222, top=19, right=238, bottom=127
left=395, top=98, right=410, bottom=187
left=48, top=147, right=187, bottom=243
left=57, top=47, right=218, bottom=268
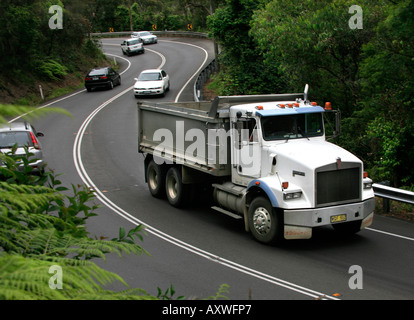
left=261, top=113, right=323, bottom=141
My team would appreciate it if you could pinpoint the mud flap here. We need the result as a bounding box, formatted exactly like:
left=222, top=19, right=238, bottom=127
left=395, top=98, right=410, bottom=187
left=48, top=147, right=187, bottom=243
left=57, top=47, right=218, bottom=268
left=360, top=212, right=374, bottom=230
left=284, top=225, right=312, bottom=240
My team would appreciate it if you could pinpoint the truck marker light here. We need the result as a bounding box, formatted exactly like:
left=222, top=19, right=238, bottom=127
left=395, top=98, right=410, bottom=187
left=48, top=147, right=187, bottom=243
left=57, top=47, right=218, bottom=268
left=311, top=101, right=317, bottom=106
left=287, top=104, right=293, bottom=108
left=294, top=103, right=299, bottom=107
left=256, top=105, right=263, bottom=110
left=325, top=102, right=332, bottom=110
left=282, top=182, right=289, bottom=189
left=278, top=104, right=285, bottom=108
left=363, top=171, right=368, bottom=178
left=255, top=181, right=260, bottom=185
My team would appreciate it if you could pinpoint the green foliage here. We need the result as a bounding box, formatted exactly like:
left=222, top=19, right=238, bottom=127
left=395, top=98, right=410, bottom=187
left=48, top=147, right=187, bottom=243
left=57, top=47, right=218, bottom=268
left=157, top=284, right=185, bottom=300
left=35, top=59, right=68, bottom=81
left=0, top=123, right=153, bottom=299
left=0, top=253, right=157, bottom=300
left=207, top=0, right=286, bottom=95
left=208, top=0, right=414, bottom=187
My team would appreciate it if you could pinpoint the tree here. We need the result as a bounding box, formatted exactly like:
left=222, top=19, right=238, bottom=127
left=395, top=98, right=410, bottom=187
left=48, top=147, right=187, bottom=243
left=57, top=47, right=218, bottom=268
left=251, top=0, right=385, bottom=116
left=355, top=0, right=414, bottom=186
left=207, top=0, right=286, bottom=95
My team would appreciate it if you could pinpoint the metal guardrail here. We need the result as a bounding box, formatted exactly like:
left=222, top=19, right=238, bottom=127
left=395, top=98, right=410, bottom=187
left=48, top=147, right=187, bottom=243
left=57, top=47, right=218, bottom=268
left=373, top=183, right=414, bottom=212
left=194, top=59, right=217, bottom=102
left=91, top=30, right=209, bottom=39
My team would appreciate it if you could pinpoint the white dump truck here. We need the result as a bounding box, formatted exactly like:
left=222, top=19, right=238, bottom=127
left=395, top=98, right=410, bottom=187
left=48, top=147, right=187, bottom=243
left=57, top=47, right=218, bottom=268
left=137, top=87, right=375, bottom=244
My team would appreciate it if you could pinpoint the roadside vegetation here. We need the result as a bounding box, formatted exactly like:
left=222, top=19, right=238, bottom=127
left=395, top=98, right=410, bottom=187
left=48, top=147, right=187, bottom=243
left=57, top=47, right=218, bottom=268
left=207, top=0, right=414, bottom=192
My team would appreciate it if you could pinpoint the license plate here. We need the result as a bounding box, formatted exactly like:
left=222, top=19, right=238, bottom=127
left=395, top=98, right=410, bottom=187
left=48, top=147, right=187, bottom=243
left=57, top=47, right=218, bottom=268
left=93, top=77, right=98, bottom=80
left=331, top=214, right=347, bottom=223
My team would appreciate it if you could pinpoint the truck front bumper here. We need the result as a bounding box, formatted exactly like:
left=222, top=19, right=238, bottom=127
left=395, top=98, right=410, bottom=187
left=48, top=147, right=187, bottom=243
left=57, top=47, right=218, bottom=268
left=283, top=198, right=375, bottom=239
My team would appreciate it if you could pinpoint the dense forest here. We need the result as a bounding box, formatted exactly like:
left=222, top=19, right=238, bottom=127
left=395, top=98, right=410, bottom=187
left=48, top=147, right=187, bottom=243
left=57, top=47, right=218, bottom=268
left=0, top=0, right=413, bottom=188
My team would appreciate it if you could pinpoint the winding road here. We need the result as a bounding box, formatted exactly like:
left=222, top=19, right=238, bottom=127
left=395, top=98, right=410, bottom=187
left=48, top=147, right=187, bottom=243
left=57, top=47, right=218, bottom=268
left=26, top=37, right=414, bottom=300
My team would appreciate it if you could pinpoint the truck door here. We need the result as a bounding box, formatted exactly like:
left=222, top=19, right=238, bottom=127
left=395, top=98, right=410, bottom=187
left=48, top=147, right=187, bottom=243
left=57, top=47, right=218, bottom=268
left=233, top=118, right=261, bottom=178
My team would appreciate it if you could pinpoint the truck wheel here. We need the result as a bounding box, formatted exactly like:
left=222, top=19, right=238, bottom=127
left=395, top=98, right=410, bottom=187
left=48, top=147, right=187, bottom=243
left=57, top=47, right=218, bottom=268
left=248, top=197, right=282, bottom=244
left=165, top=166, right=185, bottom=207
left=147, top=160, right=165, bottom=198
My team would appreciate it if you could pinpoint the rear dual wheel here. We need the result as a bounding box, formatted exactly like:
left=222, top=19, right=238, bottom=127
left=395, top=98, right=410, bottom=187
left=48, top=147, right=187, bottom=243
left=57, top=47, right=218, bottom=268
left=146, top=161, right=188, bottom=208
left=165, top=166, right=186, bottom=207
left=146, top=160, right=165, bottom=198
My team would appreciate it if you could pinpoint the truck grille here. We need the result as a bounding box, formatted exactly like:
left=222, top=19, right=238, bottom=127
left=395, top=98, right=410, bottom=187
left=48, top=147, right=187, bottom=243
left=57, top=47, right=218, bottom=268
left=316, top=166, right=361, bottom=207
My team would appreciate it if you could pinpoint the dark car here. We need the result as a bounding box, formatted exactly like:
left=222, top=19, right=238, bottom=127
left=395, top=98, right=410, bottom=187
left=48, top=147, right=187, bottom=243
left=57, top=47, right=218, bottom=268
left=84, top=67, right=121, bottom=92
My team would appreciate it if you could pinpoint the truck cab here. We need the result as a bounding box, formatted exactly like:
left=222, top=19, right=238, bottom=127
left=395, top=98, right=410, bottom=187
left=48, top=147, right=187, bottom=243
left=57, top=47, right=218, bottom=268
left=226, top=99, right=375, bottom=242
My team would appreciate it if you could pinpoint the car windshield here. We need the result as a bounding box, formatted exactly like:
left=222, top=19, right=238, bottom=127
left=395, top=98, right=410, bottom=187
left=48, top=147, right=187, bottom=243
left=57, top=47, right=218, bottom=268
left=0, top=132, right=32, bottom=148
left=140, top=32, right=151, bottom=36
left=261, top=113, right=324, bottom=141
left=138, top=72, right=161, bottom=81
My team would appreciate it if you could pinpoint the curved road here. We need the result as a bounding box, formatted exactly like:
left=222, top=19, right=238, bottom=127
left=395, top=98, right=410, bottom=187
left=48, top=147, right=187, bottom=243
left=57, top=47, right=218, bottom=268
left=29, top=37, right=414, bottom=300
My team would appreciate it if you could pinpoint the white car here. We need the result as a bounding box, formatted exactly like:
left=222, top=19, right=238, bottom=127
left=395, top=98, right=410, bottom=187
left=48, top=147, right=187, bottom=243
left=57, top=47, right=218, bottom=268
left=121, top=38, right=144, bottom=56
left=134, top=69, right=170, bottom=97
left=131, top=31, right=158, bottom=44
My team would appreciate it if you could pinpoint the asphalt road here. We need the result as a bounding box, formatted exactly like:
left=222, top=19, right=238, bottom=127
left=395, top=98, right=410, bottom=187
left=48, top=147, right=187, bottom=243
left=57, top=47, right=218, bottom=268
left=27, top=37, right=414, bottom=301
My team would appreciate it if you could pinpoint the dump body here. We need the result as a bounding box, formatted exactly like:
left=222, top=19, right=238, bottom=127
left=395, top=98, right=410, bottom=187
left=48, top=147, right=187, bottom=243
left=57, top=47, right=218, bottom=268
left=138, top=100, right=232, bottom=176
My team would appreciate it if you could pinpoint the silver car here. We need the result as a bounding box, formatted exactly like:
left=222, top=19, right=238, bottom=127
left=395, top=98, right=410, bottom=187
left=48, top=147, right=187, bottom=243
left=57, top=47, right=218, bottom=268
left=0, top=122, right=45, bottom=172
left=131, top=31, right=158, bottom=44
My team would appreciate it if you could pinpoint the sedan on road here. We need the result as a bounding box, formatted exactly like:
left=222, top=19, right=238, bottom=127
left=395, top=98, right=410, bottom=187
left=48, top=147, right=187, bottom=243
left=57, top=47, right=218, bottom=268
left=85, top=67, right=121, bottom=92
left=131, top=31, right=158, bottom=44
left=133, top=69, right=170, bottom=97
left=0, top=121, right=45, bottom=173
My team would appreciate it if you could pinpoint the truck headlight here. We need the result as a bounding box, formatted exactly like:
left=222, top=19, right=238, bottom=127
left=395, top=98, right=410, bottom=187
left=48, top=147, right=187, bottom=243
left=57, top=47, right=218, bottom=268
left=283, top=191, right=302, bottom=200
left=363, top=177, right=373, bottom=189
left=364, top=181, right=373, bottom=189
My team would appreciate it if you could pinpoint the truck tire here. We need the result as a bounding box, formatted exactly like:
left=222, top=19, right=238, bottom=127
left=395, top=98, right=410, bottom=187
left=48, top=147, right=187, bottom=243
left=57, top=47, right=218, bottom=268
left=146, top=160, right=165, bottom=198
left=248, top=197, right=282, bottom=244
left=165, top=166, right=185, bottom=207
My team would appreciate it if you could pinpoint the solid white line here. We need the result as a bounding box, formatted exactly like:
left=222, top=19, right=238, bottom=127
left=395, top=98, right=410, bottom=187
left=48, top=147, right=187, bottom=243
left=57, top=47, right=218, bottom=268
left=158, top=40, right=209, bottom=102
left=366, top=227, right=414, bottom=241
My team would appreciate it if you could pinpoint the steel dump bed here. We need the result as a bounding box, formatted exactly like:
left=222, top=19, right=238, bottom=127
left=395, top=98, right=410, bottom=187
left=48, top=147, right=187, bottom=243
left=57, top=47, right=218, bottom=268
left=137, top=100, right=232, bottom=176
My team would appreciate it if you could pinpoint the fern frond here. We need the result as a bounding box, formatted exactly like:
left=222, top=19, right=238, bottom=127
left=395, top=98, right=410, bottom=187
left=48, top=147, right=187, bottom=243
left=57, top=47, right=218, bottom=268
left=0, top=181, right=62, bottom=212
left=0, top=254, right=138, bottom=300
